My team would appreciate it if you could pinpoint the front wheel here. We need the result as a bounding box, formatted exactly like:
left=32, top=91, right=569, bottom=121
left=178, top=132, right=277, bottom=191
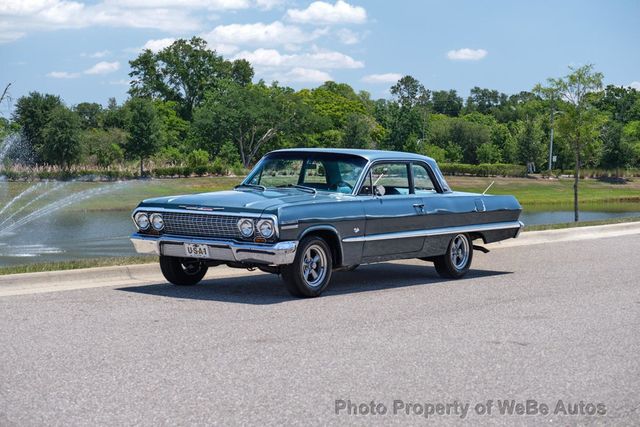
left=281, top=236, right=333, bottom=298
left=433, top=233, right=473, bottom=279
left=159, top=256, right=208, bottom=286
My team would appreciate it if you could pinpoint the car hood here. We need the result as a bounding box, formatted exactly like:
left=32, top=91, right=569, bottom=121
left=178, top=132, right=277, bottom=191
left=136, top=188, right=350, bottom=215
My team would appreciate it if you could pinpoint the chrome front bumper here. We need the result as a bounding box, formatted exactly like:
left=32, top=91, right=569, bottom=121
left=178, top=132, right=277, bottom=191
left=130, top=234, right=298, bottom=265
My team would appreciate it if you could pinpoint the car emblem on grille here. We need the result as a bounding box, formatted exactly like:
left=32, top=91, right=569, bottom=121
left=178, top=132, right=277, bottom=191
left=180, top=205, right=225, bottom=211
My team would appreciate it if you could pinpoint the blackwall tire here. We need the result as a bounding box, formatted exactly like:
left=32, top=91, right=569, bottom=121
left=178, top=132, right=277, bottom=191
left=281, top=236, right=333, bottom=298
left=159, top=256, right=208, bottom=286
left=433, top=233, right=473, bottom=279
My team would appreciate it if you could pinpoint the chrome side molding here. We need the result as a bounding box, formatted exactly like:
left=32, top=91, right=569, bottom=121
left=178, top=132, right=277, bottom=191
left=342, top=221, right=524, bottom=243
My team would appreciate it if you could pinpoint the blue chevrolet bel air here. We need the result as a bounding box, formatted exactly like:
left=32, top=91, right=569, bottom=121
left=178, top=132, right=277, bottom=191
left=131, top=148, right=523, bottom=297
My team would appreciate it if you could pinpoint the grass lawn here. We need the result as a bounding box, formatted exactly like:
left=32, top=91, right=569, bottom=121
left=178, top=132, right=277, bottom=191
left=0, top=256, right=156, bottom=276
left=446, top=176, right=640, bottom=206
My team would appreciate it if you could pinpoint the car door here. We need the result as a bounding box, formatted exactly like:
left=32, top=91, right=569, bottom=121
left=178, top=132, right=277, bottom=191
left=359, top=162, right=426, bottom=259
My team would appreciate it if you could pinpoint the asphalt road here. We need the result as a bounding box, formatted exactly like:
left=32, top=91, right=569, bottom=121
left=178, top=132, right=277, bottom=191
left=0, top=234, right=638, bottom=426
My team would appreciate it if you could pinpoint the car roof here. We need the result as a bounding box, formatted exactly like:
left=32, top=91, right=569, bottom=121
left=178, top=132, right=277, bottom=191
left=269, top=148, right=435, bottom=163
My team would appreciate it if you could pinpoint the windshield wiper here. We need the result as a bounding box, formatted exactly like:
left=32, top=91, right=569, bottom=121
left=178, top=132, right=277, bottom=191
left=234, top=183, right=266, bottom=191
left=275, top=184, right=317, bottom=195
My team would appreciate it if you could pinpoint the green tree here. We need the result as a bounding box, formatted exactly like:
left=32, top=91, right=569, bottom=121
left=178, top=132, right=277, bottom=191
left=153, top=100, right=190, bottom=149
left=594, top=85, right=640, bottom=123
left=546, top=64, right=604, bottom=221
left=80, top=127, right=127, bottom=167
left=193, top=82, right=304, bottom=167
left=465, top=87, right=507, bottom=114
left=387, top=76, right=430, bottom=150
left=390, top=75, right=430, bottom=108
left=477, top=143, right=502, bottom=164
left=431, top=90, right=463, bottom=116
left=451, top=118, right=491, bottom=163
left=515, top=117, right=545, bottom=173
left=125, top=98, right=161, bottom=176
left=129, top=37, right=253, bottom=120
left=102, top=97, right=126, bottom=129
left=74, top=102, right=103, bottom=129
left=299, top=83, right=367, bottom=128
left=420, top=143, right=446, bottom=163
left=12, top=92, right=63, bottom=162
left=600, top=122, right=634, bottom=176
left=41, top=106, right=82, bottom=168
left=342, top=113, right=375, bottom=149
left=186, top=149, right=209, bottom=168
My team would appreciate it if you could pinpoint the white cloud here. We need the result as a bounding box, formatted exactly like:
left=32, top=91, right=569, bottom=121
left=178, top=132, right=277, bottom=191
left=202, top=21, right=324, bottom=48
left=446, top=48, right=488, bottom=61
left=47, top=71, right=80, bottom=79
left=286, top=0, right=366, bottom=25
left=629, top=81, right=640, bottom=90
left=142, top=38, right=176, bottom=53
left=234, top=47, right=364, bottom=69
left=108, top=79, right=130, bottom=86
left=336, top=28, right=360, bottom=44
left=0, top=0, right=261, bottom=43
left=280, top=67, right=332, bottom=83
left=208, top=42, right=240, bottom=55
left=83, top=50, right=111, bottom=58
left=361, top=73, right=402, bottom=84
left=84, top=61, right=120, bottom=75
left=103, top=0, right=250, bottom=9
left=254, top=0, right=284, bottom=9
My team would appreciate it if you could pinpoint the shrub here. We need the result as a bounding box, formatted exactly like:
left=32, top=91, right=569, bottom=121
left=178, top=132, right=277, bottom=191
left=439, top=163, right=527, bottom=177
left=209, top=158, right=227, bottom=175
left=186, top=149, right=209, bottom=169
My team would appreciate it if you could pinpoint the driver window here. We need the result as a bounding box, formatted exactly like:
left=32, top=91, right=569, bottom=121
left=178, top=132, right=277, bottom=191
left=368, top=163, right=410, bottom=196
left=302, top=160, right=327, bottom=185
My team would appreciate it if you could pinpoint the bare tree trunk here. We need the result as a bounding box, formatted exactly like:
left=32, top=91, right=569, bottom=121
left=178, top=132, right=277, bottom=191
left=0, top=83, right=11, bottom=105
left=574, top=150, right=580, bottom=222
left=140, top=157, right=144, bottom=178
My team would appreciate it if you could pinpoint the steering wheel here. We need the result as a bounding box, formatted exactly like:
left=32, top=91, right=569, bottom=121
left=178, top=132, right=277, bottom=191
left=330, top=180, right=353, bottom=192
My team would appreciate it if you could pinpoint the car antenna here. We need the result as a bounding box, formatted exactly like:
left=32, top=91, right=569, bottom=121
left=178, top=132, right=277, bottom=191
left=482, top=181, right=495, bottom=195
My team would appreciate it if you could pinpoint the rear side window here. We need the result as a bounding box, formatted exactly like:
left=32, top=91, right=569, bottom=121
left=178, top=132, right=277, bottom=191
left=369, top=162, right=410, bottom=196
left=412, top=164, right=437, bottom=194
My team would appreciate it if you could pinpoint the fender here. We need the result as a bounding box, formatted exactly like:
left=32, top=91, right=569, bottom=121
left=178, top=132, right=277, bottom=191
left=297, top=224, right=344, bottom=266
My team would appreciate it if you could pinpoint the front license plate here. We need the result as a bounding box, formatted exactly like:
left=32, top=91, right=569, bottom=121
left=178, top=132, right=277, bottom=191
left=184, top=243, right=210, bottom=258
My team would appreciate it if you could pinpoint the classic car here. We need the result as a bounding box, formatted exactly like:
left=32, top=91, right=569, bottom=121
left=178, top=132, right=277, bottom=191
left=130, top=149, right=523, bottom=297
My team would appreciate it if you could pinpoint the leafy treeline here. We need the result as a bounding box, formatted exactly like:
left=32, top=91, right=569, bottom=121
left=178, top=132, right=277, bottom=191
left=3, top=37, right=640, bottom=179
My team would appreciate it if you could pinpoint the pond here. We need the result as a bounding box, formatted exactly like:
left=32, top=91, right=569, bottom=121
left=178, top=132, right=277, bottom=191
left=0, top=180, right=639, bottom=267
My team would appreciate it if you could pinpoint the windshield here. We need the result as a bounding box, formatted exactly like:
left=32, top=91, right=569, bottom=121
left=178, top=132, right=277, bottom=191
left=244, top=152, right=367, bottom=194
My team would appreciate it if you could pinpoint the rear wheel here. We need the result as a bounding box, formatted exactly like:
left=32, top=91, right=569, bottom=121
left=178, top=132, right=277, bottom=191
left=159, top=256, right=208, bottom=286
left=281, top=236, right=333, bottom=298
left=433, top=233, right=473, bottom=279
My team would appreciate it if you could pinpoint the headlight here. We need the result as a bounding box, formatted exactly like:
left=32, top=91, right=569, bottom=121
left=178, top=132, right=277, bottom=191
left=237, top=218, right=254, bottom=237
left=150, top=213, right=164, bottom=231
left=134, top=212, right=150, bottom=231
left=257, top=219, right=274, bottom=238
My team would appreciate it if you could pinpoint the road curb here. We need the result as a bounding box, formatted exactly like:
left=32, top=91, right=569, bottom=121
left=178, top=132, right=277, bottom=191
left=489, top=221, right=640, bottom=249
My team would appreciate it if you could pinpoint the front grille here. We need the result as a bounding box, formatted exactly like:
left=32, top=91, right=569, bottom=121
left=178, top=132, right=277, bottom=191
left=162, top=212, right=243, bottom=240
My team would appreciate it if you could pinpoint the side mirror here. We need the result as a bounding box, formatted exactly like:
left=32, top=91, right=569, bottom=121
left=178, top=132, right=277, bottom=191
left=374, top=185, right=386, bottom=197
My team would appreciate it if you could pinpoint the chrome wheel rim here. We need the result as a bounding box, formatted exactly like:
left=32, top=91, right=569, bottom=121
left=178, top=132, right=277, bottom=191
left=181, top=261, right=202, bottom=276
left=450, top=234, right=469, bottom=270
left=301, top=244, right=327, bottom=288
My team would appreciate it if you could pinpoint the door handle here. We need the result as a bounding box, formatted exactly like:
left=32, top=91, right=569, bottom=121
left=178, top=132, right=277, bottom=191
left=413, top=203, right=425, bottom=208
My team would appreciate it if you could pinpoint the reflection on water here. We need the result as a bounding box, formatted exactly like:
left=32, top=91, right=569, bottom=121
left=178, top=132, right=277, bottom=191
left=0, top=210, right=136, bottom=267
left=521, top=210, right=640, bottom=225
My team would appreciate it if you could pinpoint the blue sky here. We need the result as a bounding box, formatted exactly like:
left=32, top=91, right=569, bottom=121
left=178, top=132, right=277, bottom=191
left=1, top=0, right=639, bottom=117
